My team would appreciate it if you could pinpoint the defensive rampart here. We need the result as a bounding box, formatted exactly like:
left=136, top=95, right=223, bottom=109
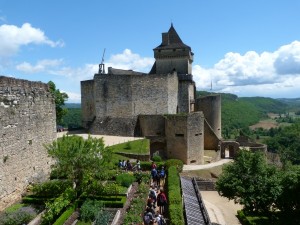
left=0, top=76, right=56, bottom=210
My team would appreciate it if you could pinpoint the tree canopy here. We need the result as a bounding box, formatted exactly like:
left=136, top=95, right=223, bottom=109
left=265, top=119, right=300, bottom=164
left=48, top=81, right=68, bottom=125
left=216, top=150, right=281, bottom=213
left=45, top=135, right=110, bottom=197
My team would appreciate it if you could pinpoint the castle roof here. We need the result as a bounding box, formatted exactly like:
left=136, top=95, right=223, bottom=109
left=154, top=23, right=191, bottom=50
left=107, top=67, right=146, bottom=75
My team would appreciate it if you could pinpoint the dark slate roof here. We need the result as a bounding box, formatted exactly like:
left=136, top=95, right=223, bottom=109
left=154, top=23, right=191, bottom=50
left=107, top=67, right=146, bottom=75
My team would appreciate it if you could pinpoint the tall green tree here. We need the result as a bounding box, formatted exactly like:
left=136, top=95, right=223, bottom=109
left=216, top=150, right=282, bottom=213
left=45, top=135, right=110, bottom=197
left=276, top=164, right=300, bottom=214
left=48, top=81, right=68, bottom=124
left=266, top=120, right=300, bottom=164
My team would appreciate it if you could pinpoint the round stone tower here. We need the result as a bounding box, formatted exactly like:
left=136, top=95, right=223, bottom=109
left=195, top=95, right=221, bottom=138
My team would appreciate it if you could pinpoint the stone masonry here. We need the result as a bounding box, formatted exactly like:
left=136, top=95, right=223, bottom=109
left=0, top=76, right=56, bottom=210
left=81, top=24, right=222, bottom=164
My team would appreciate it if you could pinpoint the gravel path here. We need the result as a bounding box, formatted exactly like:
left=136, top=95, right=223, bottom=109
left=201, top=191, right=242, bottom=225
left=183, top=159, right=233, bottom=171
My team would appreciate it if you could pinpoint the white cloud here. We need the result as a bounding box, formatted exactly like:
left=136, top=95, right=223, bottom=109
left=193, top=41, right=300, bottom=98
left=0, top=23, right=64, bottom=57
left=106, top=49, right=154, bottom=72
left=51, top=64, right=98, bottom=81
left=274, top=41, right=300, bottom=75
left=17, top=49, right=154, bottom=81
left=16, top=59, right=63, bottom=73
left=63, top=90, right=81, bottom=103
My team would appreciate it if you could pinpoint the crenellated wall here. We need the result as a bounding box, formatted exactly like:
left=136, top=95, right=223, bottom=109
left=0, top=76, right=56, bottom=210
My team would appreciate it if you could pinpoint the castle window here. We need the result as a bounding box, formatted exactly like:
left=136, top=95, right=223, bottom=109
left=195, top=133, right=202, bottom=136
left=175, top=133, right=184, bottom=137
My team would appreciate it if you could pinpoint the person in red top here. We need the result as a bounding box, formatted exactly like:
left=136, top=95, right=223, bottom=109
left=157, top=188, right=167, bottom=215
left=151, top=161, right=157, bottom=170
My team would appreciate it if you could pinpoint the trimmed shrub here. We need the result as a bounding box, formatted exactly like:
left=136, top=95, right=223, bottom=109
left=152, top=155, right=162, bottom=162
left=116, top=173, right=135, bottom=187
left=31, top=179, right=72, bottom=198
left=140, top=161, right=164, bottom=171
left=53, top=203, right=77, bottom=225
left=22, top=196, right=51, bottom=205
left=165, top=159, right=183, bottom=172
left=85, top=181, right=121, bottom=196
left=79, top=196, right=126, bottom=208
left=166, top=166, right=184, bottom=225
left=95, top=169, right=118, bottom=181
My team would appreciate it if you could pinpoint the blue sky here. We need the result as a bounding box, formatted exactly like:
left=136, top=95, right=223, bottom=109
left=1, top=0, right=300, bottom=102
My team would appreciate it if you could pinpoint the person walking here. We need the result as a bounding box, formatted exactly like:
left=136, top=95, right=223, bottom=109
left=157, top=188, right=167, bottom=215
left=159, top=166, right=166, bottom=186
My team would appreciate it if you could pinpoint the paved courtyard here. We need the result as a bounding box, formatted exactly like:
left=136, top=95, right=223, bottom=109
left=201, top=191, right=242, bottom=225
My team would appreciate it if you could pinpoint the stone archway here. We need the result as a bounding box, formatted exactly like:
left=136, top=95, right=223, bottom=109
left=220, top=141, right=240, bottom=159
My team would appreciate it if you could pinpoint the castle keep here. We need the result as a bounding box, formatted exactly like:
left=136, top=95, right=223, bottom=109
left=81, top=24, right=221, bottom=164
left=0, top=77, right=56, bottom=210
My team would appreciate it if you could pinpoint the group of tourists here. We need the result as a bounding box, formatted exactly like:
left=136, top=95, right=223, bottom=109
left=143, top=161, right=168, bottom=225
left=118, top=159, right=141, bottom=171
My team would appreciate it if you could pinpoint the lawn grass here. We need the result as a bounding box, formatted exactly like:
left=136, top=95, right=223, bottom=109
left=4, top=203, right=26, bottom=213
left=108, top=139, right=149, bottom=154
left=238, top=209, right=300, bottom=225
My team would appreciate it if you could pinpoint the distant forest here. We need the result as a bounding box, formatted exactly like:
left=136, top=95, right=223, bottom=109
left=61, top=93, right=300, bottom=139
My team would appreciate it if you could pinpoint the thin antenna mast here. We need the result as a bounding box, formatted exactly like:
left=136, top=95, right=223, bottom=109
left=210, top=74, right=213, bottom=93
left=98, top=48, right=106, bottom=74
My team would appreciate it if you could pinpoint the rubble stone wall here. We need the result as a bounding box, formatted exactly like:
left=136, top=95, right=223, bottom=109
left=0, top=76, right=56, bottom=210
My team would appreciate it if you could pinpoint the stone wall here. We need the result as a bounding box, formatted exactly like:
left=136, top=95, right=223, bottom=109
left=195, top=95, right=221, bottom=138
left=81, top=79, right=95, bottom=128
left=81, top=73, right=178, bottom=136
left=187, top=112, right=205, bottom=164
left=165, top=112, right=204, bottom=164
left=177, top=75, right=195, bottom=113
left=0, top=76, right=56, bottom=210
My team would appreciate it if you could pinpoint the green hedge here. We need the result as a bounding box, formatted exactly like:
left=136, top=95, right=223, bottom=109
left=116, top=173, right=135, bottom=188
left=165, top=159, right=183, bottom=172
left=53, top=203, right=77, bottom=225
left=78, top=196, right=126, bottom=208
left=140, top=161, right=165, bottom=171
left=22, top=195, right=53, bottom=205
left=166, top=166, right=184, bottom=225
left=237, top=210, right=270, bottom=225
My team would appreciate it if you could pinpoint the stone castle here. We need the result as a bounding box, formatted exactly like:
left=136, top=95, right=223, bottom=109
left=81, top=24, right=222, bottom=164
left=0, top=76, right=56, bottom=210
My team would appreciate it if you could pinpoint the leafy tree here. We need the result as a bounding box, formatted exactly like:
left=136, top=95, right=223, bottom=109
left=48, top=81, right=68, bottom=124
left=61, top=108, right=82, bottom=129
left=45, top=135, right=110, bottom=197
left=265, top=120, right=300, bottom=164
left=216, top=150, right=282, bottom=213
left=276, top=164, right=300, bottom=213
